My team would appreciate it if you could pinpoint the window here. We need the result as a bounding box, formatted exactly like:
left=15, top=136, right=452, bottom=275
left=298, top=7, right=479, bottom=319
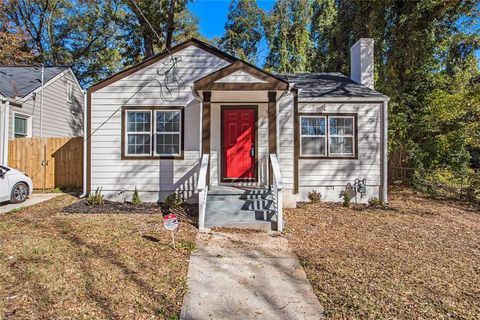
left=123, top=107, right=183, bottom=159
left=126, top=111, right=151, bottom=156
left=329, top=116, right=354, bottom=156
left=155, top=111, right=181, bottom=156
left=67, top=81, right=73, bottom=103
left=299, top=114, right=356, bottom=158
left=14, top=114, right=30, bottom=138
left=300, top=116, right=326, bottom=156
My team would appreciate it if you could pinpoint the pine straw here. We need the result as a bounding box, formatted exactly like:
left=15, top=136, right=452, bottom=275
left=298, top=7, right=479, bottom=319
left=285, top=187, right=480, bottom=319
left=0, top=195, right=197, bottom=319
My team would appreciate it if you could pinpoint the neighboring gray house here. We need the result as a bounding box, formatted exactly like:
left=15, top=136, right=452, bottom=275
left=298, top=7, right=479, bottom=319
left=0, top=66, right=84, bottom=164
left=86, top=38, right=389, bottom=231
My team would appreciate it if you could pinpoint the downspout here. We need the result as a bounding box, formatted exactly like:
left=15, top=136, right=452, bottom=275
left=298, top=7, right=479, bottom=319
left=80, top=90, right=88, bottom=198
left=381, top=100, right=389, bottom=203
left=0, top=100, right=10, bottom=165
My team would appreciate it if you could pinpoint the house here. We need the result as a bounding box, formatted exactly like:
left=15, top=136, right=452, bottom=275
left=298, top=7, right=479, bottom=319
left=0, top=66, right=84, bottom=165
left=86, top=38, right=389, bottom=230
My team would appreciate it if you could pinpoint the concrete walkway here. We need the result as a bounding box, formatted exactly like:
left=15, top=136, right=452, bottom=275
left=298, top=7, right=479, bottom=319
left=181, top=231, right=324, bottom=320
left=0, top=193, right=60, bottom=214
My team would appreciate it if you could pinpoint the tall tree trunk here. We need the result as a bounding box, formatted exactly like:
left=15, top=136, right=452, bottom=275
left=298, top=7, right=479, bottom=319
left=165, top=0, right=175, bottom=49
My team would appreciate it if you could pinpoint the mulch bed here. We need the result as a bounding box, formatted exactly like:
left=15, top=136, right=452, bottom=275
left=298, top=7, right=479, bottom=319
left=285, top=187, right=480, bottom=319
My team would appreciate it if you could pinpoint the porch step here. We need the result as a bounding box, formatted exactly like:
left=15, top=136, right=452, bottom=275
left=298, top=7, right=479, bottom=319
left=205, top=186, right=276, bottom=231
left=204, top=209, right=277, bottom=231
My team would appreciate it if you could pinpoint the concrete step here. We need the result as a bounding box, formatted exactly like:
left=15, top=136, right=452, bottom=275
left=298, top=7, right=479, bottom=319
left=204, top=209, right=277, bottom=231
left=206, top=198, right=274, bottom=211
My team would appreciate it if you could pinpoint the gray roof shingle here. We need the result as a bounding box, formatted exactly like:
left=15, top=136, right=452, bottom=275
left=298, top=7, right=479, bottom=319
left=0, top=66, right=67, bottom=98
left=278, top=72, right=389, bottom=100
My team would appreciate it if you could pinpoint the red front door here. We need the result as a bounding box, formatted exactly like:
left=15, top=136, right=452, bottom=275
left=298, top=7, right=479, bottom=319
left=222, top=108, right=256, bottom=180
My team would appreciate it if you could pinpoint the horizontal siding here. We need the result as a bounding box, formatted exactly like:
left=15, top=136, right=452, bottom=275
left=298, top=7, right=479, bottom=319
left=278, top=93, right=295, bottom=190
left=9, top=71, right=84, bottom=138
left=90, top=46, right=230, bottom=201
left=297, top=102, right=382, bottom=193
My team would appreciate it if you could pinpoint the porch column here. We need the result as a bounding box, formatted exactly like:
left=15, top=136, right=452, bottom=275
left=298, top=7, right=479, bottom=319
left=202, top=91, right=211, bottom=185
left=268, top=91, right=277, bottom=187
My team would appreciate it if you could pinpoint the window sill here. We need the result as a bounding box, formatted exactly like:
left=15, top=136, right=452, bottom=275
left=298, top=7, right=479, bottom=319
left=299, top=155, right=358, bottom=160
left=121, top=154, right=184, bottom=160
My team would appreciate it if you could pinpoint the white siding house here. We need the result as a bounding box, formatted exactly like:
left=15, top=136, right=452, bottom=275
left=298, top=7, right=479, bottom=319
left=0, top=67, right=84, bottom=165
left=86, top=38, right=389, bottom=230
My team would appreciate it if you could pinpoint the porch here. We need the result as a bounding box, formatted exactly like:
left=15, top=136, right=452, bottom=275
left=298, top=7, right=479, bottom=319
left=193, top=61, right=289, bottom=231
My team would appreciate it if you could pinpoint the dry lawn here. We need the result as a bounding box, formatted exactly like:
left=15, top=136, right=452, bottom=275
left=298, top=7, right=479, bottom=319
left=0, top=195, right=197, bottom=320
left=285, top=187, right=480, bottom=319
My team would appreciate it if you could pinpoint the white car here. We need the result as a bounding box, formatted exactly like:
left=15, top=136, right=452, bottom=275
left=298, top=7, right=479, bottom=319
left=0, top=165, right=33, bottom=204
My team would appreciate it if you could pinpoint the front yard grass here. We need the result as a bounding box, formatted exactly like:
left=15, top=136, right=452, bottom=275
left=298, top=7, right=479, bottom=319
left=0, top=195, right=196, bottom=319
left=285, top=187, right=480, bottom=319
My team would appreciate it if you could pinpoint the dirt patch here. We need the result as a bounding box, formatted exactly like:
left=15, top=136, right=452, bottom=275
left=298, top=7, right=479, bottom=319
left=0, top=195, right=197, bottom=319
left=285, top=187, right=480, bottom=319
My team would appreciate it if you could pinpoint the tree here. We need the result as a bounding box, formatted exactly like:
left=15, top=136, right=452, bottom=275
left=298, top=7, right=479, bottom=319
left=263, top=0, right=312, bottom=73
left=0, top=2, right=34, bottom=64
left=125, top=0, right=199, bottom=58
left=3, top=0, right=130, bottom=85
left=219, top=0, right=263, bottom=63
left=309, top=0, right=336, bottom=71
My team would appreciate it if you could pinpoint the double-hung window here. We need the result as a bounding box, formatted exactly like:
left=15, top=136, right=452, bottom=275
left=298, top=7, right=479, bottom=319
left=155, top=111, right=181, bottom=156
left=300, top=116, right=327, bottom=156
left=123, top=107, right=183, bottom=158
left=299, top=114, right=356, bottom=158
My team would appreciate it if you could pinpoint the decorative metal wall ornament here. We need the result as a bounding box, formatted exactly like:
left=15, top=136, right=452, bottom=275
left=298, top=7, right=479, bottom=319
left=153, top=55, right=185, bottom=102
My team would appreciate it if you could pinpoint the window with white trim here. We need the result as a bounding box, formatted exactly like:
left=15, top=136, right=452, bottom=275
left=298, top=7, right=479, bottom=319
left=300, top=116, right=326, bottom=156
left=126, top=111, right=152, bottom=156
left=329, top=116, right=355, bottom=156
left=155, top=110, right=181, bottom=156
left=123, top=108, right=183, bottom=158
left=299, top=114, right=356, bottom=158
left=67, top=81, right=73, bottom=103
left=14, top=114, right=31, bottom=138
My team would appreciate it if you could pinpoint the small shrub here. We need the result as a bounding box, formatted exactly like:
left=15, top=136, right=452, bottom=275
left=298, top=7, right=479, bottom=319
left=308, top=189, right=322, bottom=203
left=368, top=197, right=382, bottom=207
left=176, top=240, right=196, bottom=252
left=164, top=193, right=183, bottom=209
left=132, top=186, right=142, bottom=206
left=87, top=187, right=104, bottom=206
left=342, top=191, right=351, bottom=208
left=53, top=187, right=62, bottom=193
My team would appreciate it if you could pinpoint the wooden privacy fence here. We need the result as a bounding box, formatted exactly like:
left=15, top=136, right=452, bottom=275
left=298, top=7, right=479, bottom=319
left=8, top=137, right=83, bottom=189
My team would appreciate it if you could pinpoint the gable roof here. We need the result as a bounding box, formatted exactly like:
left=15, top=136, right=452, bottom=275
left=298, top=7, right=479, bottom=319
left=194, top=60, right=289, bottom=91
left=278, top=73, right=389, bottom=101
left=88, top=38, right=239, bottom=93
left=0, top=66, right=68, bottom=98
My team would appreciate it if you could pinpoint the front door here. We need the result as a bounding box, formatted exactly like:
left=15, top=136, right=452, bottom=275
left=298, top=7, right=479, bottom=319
left=222, top=107, right=256, bottom=181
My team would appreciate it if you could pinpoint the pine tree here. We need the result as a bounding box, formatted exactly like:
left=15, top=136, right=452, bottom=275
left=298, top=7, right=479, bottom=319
left=219, top=0, right=263, bottom=63
left=263, top=0, right=312, bottom=73
left=309, top=0, right=336, bottom=71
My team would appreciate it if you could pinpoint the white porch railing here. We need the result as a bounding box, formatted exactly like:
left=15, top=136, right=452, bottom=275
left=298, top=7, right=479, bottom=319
left=197, top=154, right=209, bottom=230
left=270, top=154, right=284, bottom=232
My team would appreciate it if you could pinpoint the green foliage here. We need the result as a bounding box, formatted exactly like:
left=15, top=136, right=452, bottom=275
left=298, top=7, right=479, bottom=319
left=308, top=189, right=322, bottom=203
left=132, top=186, right=142, bottom=206
left=164, top=193, right=183, bottom=209
left=176, top=239, right=196, bottom=252
left=368, top=197, right=382, bottom=207
left=87, top=187, right=104, bottom=206
left=53, top=187, right=63, bottom=193
left=342, top=191, right=351, bottom=208
left=219, top=0, right=263, bottom=63
left=263, top=0, right=312, bottom=72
